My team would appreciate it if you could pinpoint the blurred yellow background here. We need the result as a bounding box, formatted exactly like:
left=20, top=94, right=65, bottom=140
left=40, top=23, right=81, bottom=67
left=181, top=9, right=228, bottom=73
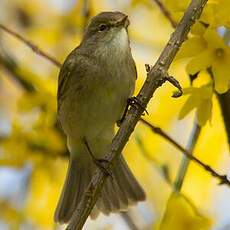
left=0, top=0, right=229, bottom=229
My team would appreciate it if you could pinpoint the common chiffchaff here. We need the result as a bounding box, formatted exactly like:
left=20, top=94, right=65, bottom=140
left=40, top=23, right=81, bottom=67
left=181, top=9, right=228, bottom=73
left=55, top=11, right=145, bottom=224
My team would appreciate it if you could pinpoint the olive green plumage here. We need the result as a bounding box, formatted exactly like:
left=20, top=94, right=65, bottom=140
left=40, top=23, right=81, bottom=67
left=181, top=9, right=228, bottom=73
left=55, top=11, right=146, bottom=224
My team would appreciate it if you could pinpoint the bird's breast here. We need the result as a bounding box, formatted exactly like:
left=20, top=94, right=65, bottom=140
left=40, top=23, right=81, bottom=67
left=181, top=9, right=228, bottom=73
left=59, top=31, right=135, bottom=141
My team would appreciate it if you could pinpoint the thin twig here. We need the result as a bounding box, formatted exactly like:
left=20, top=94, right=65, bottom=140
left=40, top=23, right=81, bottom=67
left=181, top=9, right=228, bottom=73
left=82, top=0, right=90, bottom=33
left=0, top=23, right=61, bottom=67
left=66, top=1, right=209, bottom=229
left=174, top=123, right=201, bottom=191
left=140, top=118, right=230, bottom=186
left=218, top=91, right=230, bottom=147
left=0, top=45, right=69, bottom=158
left=152, top=0, right=177, bottom=28
left=120, top=212, right=139, bottom=230
left=158, top=122, right=201, bottom=229
left=207, top=67, right=230, bottom=148
left=0, top=48, right=36, bottom=92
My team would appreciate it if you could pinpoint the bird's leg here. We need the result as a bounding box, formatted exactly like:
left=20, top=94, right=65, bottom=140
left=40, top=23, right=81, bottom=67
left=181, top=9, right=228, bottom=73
left=83, top=137, right=113, bottom=178
left=117, top=96, right=148, bottom=127
left=127, top=97, right=149, bottom=115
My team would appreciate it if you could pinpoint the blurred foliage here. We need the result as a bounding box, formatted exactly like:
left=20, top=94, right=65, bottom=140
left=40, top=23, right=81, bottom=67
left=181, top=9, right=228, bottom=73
left=0, top=0, right=230, bottom=229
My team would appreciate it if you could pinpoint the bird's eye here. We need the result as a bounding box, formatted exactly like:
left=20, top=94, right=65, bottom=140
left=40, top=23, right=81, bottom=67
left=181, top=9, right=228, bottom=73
left=98, top=24, right=108, bottom=32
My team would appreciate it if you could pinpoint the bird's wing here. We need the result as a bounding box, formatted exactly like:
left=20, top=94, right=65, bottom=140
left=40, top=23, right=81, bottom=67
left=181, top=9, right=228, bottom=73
left=57, top=48, right=96, bottom=114
left=57, top=48, right=83, bottom=113
left=57, top=54, right=74, bottom=111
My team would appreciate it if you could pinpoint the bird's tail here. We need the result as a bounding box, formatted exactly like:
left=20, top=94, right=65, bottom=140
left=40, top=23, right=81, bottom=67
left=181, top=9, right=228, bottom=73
left=54, top=155, right=145, bottom=223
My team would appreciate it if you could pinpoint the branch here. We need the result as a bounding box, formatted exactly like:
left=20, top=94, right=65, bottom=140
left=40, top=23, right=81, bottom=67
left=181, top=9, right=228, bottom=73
left=174, top=122, right=201, bottom=191
left=153, top=0, right=230, bottom=183
left=82, top=0, right=90, bottom=33
left=0, top=47, right=36, bottom=92
left=120, top=212, right=139, bottom=230
left=152, top=0, right=177, bottom=28
left=0, top=45, right=69, bottom=158
left=217, top=91, right=230, bottom=147
left=207, top=68, right=230, bottom=148
left=140, top=118, right=230, bottom=186
left=66, top=1, right=209, bottom=229
left=158, top=122, right=201, bottom=229
left=0, top=23, right=62, bottom=68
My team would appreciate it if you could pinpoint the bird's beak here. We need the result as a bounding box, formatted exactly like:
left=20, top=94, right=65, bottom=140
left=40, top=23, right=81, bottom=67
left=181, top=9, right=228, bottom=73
left=115, top=15, right=130, bottom=28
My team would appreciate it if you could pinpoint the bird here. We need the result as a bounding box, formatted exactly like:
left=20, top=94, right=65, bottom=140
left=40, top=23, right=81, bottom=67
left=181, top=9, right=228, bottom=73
left=55, top=11, right=146, bottom=224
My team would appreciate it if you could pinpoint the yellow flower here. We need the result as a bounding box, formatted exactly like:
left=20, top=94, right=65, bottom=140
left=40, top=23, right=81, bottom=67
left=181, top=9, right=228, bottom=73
left=179, top=83, right=213, bottom=126
left=163, top=0, right=190, bottom=21
left=164, top=0, right=230, bottom=27
left=203, top=0, right=230, bottom=27
left=159, top=192, right=211, bottom=230
left=179, top=28, right=230, bottom=93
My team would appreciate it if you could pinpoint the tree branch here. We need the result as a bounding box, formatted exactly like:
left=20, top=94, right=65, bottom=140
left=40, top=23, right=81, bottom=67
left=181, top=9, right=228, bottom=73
left=82, top=0, right=90, bottom=33
left=207, top=68, right=230, bottom=148
left=152, top=0, right=177, bottom=28
left=0, top=45, right=69, bottom=158
left=66, top=1, right=209, bottom=229
left=158, top=122, right=201, bottom=229
left=140, top=118, right=230, bottom=186
left=217, top=91, right=230, bottom=147
left=0, top=23, right=61, bottom=68
left=217, top=31, right=230, bottom=146
left=174, top=122, right=201, bottom=191
left=120, top=212, right=139, bottom=230
left=152, top=0, right=229, bottom=188
left=0, top=47, right=36, bottom=92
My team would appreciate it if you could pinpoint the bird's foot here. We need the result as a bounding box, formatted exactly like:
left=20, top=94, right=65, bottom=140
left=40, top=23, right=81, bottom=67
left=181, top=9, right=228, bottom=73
left=127, top=97, right=149, bottom=115
left=83, top=137, right=113, bottom=178
left=93, top=158, right=113, bottom=178
left=117, top=96, right=149, bottom=127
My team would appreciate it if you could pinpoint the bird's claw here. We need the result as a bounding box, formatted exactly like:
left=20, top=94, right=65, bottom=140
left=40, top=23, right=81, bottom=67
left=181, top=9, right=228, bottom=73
left=117, top=96, right=148, bottom=127
left=93, top=158, right=113, bottom=178
left=127, top=97, right=149, bottom=115
left=83, top=137, right=113, bottom=178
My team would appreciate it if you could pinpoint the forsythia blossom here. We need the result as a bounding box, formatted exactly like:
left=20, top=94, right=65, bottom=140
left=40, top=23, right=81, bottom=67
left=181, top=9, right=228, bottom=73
left=179, top=83, right=213, bottom=126
left=159, top=192, right=211, bottom=230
